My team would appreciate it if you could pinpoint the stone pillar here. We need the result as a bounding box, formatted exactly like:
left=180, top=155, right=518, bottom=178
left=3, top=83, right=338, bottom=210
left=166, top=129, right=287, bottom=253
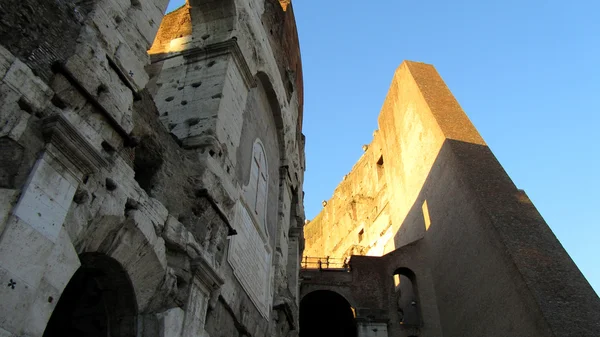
left=181, top=256, right=224, bottom=337
left=287, top=226, right=302, bottom=307
left=0, top=114, right=107, bottom=336
left=153, top=39, right=256, bottom=166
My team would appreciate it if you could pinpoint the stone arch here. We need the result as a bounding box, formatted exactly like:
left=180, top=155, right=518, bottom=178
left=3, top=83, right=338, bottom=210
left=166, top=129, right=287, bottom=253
left=392, top=267, right=422, bottom=327
left=256, top=71, right=286, bottom=161
left=76, top=213, right=169, bottom=313
left=189, top=0, right=237, bottom=44
left=43, top=253, right=138, bottom=337
left=300, top=290, right=357, bottom=337
left=299, top=286, right=357, bottom=311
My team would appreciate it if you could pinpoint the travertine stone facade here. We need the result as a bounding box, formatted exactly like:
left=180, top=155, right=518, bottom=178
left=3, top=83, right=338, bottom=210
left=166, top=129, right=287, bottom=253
left=0, top=1, right=305, bottom=337
left=302, top=61, right=600, bottom=337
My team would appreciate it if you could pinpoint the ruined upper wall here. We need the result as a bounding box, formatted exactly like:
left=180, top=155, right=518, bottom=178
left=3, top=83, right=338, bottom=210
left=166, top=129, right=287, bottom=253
left=303, top=132, right=391, bottom=258
left=304, top=61, right=600, bottom=337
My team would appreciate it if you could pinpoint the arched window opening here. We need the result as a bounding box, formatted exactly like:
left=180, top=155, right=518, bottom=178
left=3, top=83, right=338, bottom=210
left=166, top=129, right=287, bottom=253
left=393, top=268, right=421, bottom=328
left=300, top=290, right=357, bottom=337
left=43, top=253, right=138, bottom=337
left=249, top=140, right=268, bottom=225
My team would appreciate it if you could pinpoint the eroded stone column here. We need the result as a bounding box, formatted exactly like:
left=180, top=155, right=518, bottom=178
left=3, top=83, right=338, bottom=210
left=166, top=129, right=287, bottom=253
left=0, top=113, right=107, bottom=336
left=181, top=256, right=224, bottom=337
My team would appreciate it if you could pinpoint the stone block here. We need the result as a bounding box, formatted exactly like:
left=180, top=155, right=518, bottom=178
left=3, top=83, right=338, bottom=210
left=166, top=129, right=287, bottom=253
left=88, top=6, right=124, bottom=55
left=141, top=198, right=169, bottom=233
left=0, top=266, right=35, bottom=334
left=103, top=0, right=130, bottom=15
left=157, top=307, right=185, bottom=337
left=0, top=45, right=15, bottom=80
left=124, top=7, right=160, bottom=48
left=0, top=84, right=30, bottom=140
left=126, top=210, right=159, bottom=246
left=64, top=50, right=134, bottom=134
left=163, top=215, right=188, bottom=252
left=21, top=278, right=61, bottom=337
left=3, top=59, right=53, bottom=112
left=12, top=157, right=77, bottom=242
left=0, top=217, right=54, bottom=289
left=115, top=42, right=149, bottom=90
left=42, top=228, right=80, bottom=292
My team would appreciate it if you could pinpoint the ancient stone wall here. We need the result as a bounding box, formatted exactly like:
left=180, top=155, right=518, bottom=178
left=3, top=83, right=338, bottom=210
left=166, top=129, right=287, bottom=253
left=303, top=61, right=600, bottom=337
left=0, top=1, right=305, bottom=337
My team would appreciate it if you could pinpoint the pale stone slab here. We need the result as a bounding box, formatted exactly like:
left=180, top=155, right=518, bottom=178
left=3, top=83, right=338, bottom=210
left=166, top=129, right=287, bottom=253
left=42, top=228, right=80, bottom=292
left=0, top=265, right=35, bottom=334
left=21, top=278, right=60, bottom=337
left=227, top=201, right=272, bottom=318
left=115, top=42, right=149, bottom=90
left=157, top=307, right=185, bottom=337
left=357, top=322, right=388, bottom=337
left=0, top=217, right=54, bottom=289
left=3, top=59, right=53, bottom=112
left=12, top=157, right=76, bottom=242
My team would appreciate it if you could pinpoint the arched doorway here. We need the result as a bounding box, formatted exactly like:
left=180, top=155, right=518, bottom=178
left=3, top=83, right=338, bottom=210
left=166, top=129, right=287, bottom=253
left=300, top=290, right=357, bottom=337
left=43, top=253, right=138, bottom=337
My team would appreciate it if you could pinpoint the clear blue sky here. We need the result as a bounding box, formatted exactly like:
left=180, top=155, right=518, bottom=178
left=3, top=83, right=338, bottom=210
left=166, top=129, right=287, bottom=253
left=166, top=1, right=599, bottom=294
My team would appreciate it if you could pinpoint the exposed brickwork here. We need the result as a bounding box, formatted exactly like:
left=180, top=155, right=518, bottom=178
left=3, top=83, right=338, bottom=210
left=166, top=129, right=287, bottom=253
left=0, top=0, right=92, bottom=82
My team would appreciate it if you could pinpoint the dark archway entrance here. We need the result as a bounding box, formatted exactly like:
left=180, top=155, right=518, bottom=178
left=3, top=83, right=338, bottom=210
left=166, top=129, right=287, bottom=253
left=43, top=253, right=138, bottom=337
left=300, top=290, right=357, bottom=337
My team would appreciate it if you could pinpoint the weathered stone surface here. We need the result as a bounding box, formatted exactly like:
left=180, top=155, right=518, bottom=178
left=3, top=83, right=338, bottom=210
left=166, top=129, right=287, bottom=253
left=302, top=61, right=600, bottom=337
left=0, top=1, right=306, bottom=336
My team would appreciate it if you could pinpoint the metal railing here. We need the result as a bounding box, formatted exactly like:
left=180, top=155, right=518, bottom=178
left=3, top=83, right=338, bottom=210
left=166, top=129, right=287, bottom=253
left=301, top=256, right=350, bottom=271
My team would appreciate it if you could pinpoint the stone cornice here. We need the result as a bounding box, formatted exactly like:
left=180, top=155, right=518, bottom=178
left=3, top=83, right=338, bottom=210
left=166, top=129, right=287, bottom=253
left=191, top=255, right=225, bottom=292
left=41, top=114, right=108, bottom=179
left=151, top=38, right=257, bottom=89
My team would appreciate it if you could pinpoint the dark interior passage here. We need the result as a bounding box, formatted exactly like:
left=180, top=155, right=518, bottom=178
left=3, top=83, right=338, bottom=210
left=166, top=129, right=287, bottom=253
left=300, top=290, right=357, bottom=337
left=43, top=253, right=137, bottom=337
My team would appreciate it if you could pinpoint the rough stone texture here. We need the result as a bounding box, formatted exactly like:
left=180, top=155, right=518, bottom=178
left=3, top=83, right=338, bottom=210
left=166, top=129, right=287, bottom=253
left=0, top=1, right=305, bottom=337
left=302, top=61, right=600, bottom=337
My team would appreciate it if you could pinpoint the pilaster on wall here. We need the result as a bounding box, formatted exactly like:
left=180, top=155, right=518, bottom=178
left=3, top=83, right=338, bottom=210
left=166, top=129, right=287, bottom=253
left=152, top=39, right=256, bottom=167
left=0, top=113, right=107, bottom=336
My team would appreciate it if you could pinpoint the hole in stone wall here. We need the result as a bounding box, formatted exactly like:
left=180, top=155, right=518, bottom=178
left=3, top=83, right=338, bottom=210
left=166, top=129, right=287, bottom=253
left=358, top=229, right=364, bottom=242
left=97, top=84, right=108, bottom=96
left=17, top=97, right=33, bottom=113
left=207, top=60, right=216, bottom=67
left=165, top=96, right=174, bottom=102
left=51, top=95, right=67, bottom=109
left=101, top=141, right=116, bottom=154
left=186, top=118, right=200, bottom=126
left=130, top=0, right=141, bottom=9
left=377, top=155, right=385, bottom=182
left=181, top=100, right=188, bottom=105
left=134, top=136, right=164, bottom=195
left=0, top=138, right=24, bottom=189
left=191, top=82, right=202, bottom=88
